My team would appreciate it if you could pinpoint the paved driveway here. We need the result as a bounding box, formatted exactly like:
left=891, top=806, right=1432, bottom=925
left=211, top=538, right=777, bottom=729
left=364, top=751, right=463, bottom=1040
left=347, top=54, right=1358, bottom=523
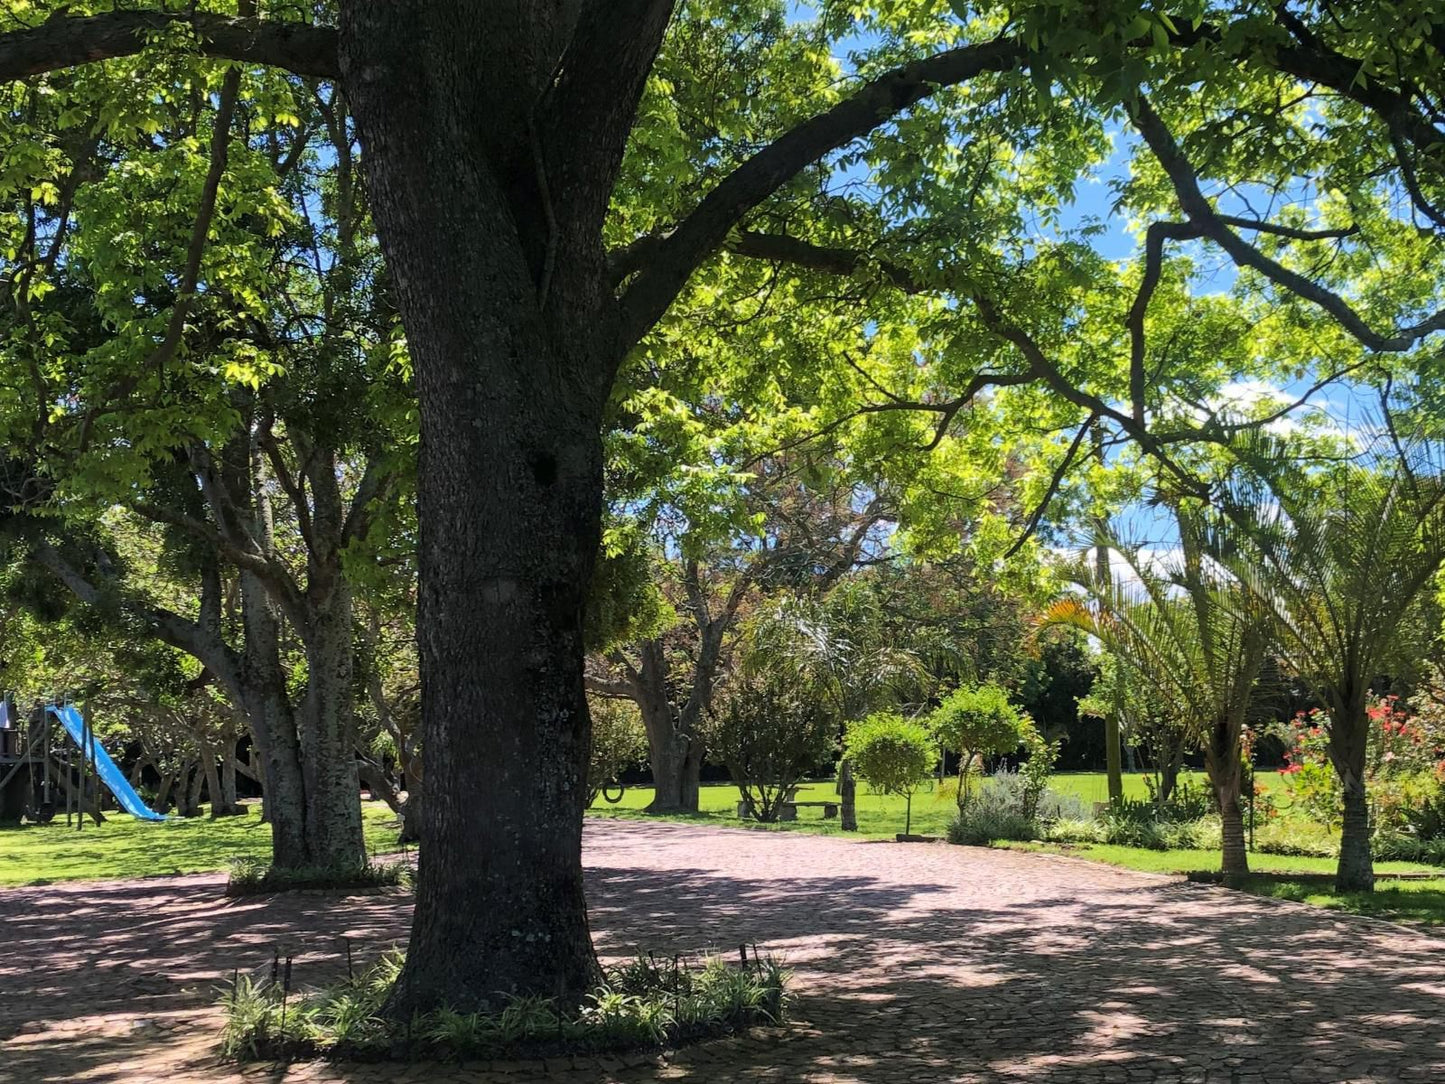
left=3, top=820, right=1443, bottom=1082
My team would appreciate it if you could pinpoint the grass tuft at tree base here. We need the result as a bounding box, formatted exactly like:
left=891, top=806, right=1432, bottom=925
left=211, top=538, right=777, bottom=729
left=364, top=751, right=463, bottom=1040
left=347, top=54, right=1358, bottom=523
left=225, top=856, right=412, bottom=896
left=220, top=949, right=790, bottom=1063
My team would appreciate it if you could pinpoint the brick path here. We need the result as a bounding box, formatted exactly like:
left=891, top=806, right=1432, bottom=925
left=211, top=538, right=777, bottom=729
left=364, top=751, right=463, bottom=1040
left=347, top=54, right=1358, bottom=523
left=3, top=820, right=1444, bottom=1083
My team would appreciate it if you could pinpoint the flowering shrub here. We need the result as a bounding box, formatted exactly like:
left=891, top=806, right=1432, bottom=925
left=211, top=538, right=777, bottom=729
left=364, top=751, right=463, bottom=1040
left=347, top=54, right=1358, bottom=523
left=1276, top=697, right=1445, bottom=833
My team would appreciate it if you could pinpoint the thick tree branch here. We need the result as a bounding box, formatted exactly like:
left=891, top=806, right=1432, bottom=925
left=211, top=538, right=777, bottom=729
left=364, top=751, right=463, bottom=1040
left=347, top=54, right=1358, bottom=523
left=30, top=541, right=245, bottom=697
left=0, top=11, right=339, bottom=82
left=151, top=62, right=242, bottom=374
left=1129, top=95, right=1445, bottom=352
left=1001, top=413, right=1097, bottom=560
left=1214, top=214, right=1359, bottom=242
left=1130, top=221, right=1203, bottom=422
left=257, top=422, right=315, bottom=550
left=542, top=0, right=676, bottom=231
left=341, top=455, right=396, bottom=546
left=584, top=672, right=640, bottom=700
left=727, top=229, right=930, bottom=293
left=615, top=36, right=1025, bottom=346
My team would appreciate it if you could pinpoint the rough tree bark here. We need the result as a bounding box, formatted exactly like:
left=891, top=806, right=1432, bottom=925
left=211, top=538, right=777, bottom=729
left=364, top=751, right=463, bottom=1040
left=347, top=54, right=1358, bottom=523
left=219, top=738, right=241, bottom=814
left=338, top=0, right=679, bottom=1010
left=1332, top=694, right=1375, bottom=893
left=1204, top=717, right=1248, bottom=879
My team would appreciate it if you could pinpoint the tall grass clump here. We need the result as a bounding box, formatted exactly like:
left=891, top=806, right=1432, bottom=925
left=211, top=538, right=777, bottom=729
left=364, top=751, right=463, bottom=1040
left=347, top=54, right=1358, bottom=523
left=219, top=949, right=790, bottom=1062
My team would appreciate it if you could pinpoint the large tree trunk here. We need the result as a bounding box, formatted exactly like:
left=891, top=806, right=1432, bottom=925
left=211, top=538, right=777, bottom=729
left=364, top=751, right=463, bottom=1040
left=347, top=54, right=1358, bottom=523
left=341, top=0, right=675, bottom=1014
left=645, top=718, right=702, bottom=813
left=1337, top=770, right=1374, bottom=893
left=235, top=423, right=366, bottom=871
left=1217, top=777, right=1248, bottom=880
left=342, top=4, right=615, bottom=1011
left=625, top=639, right=705, bottom=814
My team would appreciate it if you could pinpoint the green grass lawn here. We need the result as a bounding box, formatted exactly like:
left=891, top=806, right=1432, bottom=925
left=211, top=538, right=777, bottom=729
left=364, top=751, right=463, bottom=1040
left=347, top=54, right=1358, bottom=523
left=0, top=801, right=402, bottom=887
left=1244, top=877, right=1445, bottom=928
left=992, top=840, right=1439, bottom=877
left=992, top=842, right=1445, bottom=931
left=586, top=770, right=1286, bottom=839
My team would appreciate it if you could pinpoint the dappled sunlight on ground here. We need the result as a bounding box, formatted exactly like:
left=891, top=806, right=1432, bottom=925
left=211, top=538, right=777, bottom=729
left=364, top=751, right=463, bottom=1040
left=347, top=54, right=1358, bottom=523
left=4, top=820, right=1445, bottom=1082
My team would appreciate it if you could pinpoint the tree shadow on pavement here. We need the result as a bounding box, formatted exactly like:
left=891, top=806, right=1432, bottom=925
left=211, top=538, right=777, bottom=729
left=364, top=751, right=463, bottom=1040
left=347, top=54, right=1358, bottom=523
left=4, top=822, right=1444, bottom=1083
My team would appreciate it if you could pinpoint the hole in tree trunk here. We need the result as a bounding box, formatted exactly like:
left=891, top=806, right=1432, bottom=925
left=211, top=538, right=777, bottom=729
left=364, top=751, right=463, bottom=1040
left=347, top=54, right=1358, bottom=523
left=530, top=450, right=558, bottom=487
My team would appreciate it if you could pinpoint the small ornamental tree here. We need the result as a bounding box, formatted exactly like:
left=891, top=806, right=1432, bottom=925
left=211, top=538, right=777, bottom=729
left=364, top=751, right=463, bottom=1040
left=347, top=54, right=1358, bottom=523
left=585, top=697, right=648, bottom=806
left=708, top=672, right=837, bottom=822
left=844, top=713, right=936, bottom=836
left=929, top=684, right=1031, bottom=810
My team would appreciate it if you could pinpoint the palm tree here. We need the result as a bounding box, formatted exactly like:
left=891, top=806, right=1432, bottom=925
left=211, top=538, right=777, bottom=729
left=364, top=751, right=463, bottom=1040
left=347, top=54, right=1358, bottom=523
left=1216, top=455, right=1445, bottom=892
left=746, top=586, right=924, bottom=830
left=1048, top=507, right=1270, bottom=878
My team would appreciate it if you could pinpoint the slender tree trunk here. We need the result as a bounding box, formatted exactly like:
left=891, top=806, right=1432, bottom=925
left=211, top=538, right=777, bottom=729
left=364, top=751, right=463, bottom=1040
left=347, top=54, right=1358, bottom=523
left=1161, top=760, right=1179, bottom=804
left=358, top=754, right=421, bottom=843
left=838, top=759, right=857, bottom=832
left=297, top=578, right=366, bottom=867
left=1097, top=539, right=1124, bottom=804
left=155, top=772, right=175, bottom=813
left=200, top=738, right=225, bottom=819
left=240, top=570, right=310, bottom=867
left=220, top=739, right=240, bottom=813
left=1104, top=712, right=1123, bottom=804
left=1204, top=718, right=1248, bottom=878
left=1331, top=696, right=1374, bottom=893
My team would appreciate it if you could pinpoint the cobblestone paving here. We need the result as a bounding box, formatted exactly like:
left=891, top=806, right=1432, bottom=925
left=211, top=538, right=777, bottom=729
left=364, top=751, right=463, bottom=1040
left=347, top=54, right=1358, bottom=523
left=3, top=820, right=1444, bottom=1083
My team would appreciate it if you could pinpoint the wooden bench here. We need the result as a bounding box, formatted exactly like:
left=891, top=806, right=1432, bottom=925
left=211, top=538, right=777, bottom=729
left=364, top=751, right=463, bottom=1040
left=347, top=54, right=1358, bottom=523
left=779, top=800, right=838, bottom=822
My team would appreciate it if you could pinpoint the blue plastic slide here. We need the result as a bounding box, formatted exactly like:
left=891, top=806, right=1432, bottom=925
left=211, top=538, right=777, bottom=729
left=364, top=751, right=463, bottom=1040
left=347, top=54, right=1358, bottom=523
left=48, top=703, right=167, bottom=821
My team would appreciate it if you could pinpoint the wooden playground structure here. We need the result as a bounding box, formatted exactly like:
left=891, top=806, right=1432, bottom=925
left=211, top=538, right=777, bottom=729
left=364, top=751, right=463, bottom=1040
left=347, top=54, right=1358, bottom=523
left=0, top=695, right=117, bottom=826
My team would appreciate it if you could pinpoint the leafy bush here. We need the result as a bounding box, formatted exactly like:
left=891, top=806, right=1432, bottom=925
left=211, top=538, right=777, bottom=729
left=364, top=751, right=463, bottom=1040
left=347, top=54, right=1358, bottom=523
left=1155, top=780, right=1215, bottom=823
left=1046, top=817, right=1100, bottom=844
left=1017, top=728, right=1062, bottom=820
left=586, top=697, right=647, bottom=805
left=226, top=858, right=411, bottom=896
left=709, top=671, right=837, bottom=821
left=844, top=712, right=935, bottom=834
left=948, top=803, right=1038, bottom=846
left=945, top=770, right=1086, bottom=846
left=1252, top=819, right=1338, bottom=858
left=1089, top=802, right=1218, bottom=850
left=928, top=684, right=1031, bottom=808
left=220, top=950, right=790, bottom=1062
left=1401, top=789, right=1445, bottom=843
left=1275, top=697, right=1445, bottom=832
left=1372, top=832, right=1445, bottom=865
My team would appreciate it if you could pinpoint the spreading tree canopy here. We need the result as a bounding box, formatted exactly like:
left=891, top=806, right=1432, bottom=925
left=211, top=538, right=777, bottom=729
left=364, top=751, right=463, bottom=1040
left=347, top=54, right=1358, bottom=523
left=1, top=0, right=1443, bottom=1011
